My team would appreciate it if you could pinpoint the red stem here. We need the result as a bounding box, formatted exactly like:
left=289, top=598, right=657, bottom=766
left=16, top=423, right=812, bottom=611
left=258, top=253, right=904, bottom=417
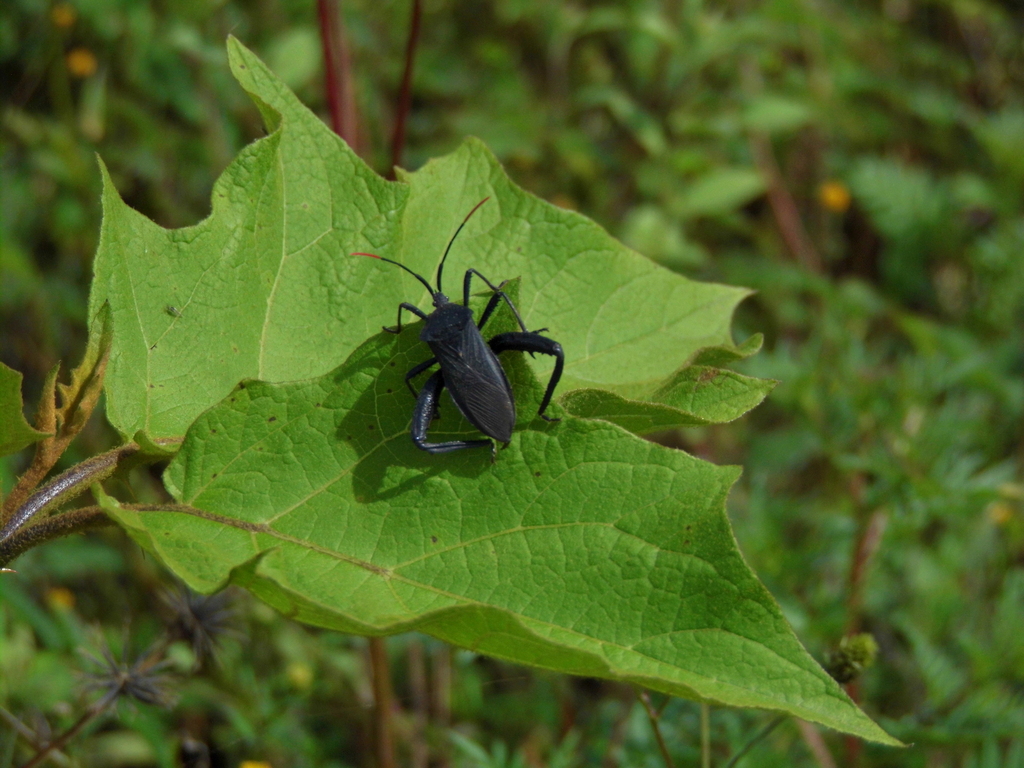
left=317, top=0, right=344, bottom=137
left=389, top=0, right=423, bottom=177
left=796, top=720, right=838, bottom=768
left=408, top=638, right=428, bottom=768
left=369, top=637, right=396, bottom=768
left=432, top=644, right=452, bottom=768
left=842, top=507, right=887, bottom=767
left=749, top=132, right=823, bottom=273
left=317, top=0, right=358, bottom=150
left=845, top=509, right=888, bottom=636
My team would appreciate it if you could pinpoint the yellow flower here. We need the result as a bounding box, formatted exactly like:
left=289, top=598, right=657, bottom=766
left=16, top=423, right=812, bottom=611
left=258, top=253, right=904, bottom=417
left=239, top=762, right=273, bottom=768
left=66, top=47, right=98, bottom=78
left=818, top=180, right=851, bottom=213
left=51, top=3, right=77, bottom=28
left=46, top=586, right=76, bottom=610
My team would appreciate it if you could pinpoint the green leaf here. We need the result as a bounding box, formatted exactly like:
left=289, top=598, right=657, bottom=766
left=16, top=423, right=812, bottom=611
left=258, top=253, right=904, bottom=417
left=563, top=365, right=776, bottom=434
left=654, top=364, right=775, bottom=417
left=89, top=40, right=896, bottom=745
left=689, top=332, right=764, bottom=366
left=0, top=362, right=50, bottom=458
left=564, top=334, right=774, bottom=433
left=743, top=94, right=814, bottom=135
left=88, top=37, right=749, bottom=441
left=107, top=323, right=895, bottom=745
left=676, top=167, right=766, bottom=219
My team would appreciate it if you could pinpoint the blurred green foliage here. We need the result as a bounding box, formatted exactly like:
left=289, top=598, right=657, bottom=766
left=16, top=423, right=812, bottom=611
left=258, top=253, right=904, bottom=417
left=2, top=0, right=1023, bottom=765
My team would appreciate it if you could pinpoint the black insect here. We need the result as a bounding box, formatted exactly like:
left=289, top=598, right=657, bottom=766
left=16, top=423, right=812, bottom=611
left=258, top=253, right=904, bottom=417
left=354, top=198, right=563, bottom=456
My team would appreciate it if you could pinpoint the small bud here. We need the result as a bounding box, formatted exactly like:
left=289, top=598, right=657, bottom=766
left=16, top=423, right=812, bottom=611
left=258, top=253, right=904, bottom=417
left=826, top=633, right=879, bottom=684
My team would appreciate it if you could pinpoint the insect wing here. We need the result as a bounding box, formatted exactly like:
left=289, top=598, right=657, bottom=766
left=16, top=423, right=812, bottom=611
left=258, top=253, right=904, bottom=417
left=439, top=325, right=516, bottom=443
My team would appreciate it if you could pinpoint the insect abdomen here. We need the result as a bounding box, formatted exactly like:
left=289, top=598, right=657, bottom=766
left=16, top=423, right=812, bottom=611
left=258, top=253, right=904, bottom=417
left=430, top=323, right=516, bottom=443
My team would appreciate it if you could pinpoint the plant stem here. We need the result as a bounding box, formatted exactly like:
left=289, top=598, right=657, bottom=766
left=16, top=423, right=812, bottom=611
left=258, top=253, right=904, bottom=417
left=749, top=131, right=823, bottom=272
left=845, top=509, right=888, bottom=636
left=842, top=508, right=886, bottom=767
left=317, top=0, right=344, bottom=138
left=18, top=689, right=120, bottom=768
left=389, top=0, right=422, bottom=177
left=317, top=0, right=359, bottom=151
left=1, top=368, right=60, bottom=527
left=739, top=57, right=822, bottom=273
left=0, top=506, right=112, bottom=566
left=0, top=706, right=70, bottom=766
left=795, top=720, right=837, bottom=768
left=3, top=316, right=114, bottom=536
left=432, top=643, right=452, bottom=768
left=723, top=714, right=785, bottom=768
left=369, top=636, right=396, bottom=768
left=0, top=444, right=139, bottom=547
left=408, top=637, right=428, bottom=768
left=638, top=690, right=674, bottom=768
left=0, top=497, right=228, bottom=569
left=701, top=703, right=710, bottom=768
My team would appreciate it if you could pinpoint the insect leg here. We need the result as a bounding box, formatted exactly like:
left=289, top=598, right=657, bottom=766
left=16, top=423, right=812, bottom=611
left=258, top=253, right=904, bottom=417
left=412, top=371, right=495, bottom=456
left=488, top=332, right=564, bottom=421
left=384, top=303, right=429, bottom=334
left=464, top=269, right=529, bottom=332
left=476, top=291, right=539, bottom=358
left=404, top=357, right=438, bottom=398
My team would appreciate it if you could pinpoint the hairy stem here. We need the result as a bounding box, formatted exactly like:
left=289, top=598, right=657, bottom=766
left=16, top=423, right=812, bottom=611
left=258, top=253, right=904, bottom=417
left=0, top=444, right=139, bottom=546
left=4, top=310, right=112, bottom=530
left=1, top=367, right=60, bottom=526
left=0, top=506, right=112, bottom=567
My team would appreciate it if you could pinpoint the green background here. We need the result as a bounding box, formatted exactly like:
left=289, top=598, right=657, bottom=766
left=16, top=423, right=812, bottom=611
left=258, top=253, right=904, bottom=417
left=2, top=0, right=1022, bottom=765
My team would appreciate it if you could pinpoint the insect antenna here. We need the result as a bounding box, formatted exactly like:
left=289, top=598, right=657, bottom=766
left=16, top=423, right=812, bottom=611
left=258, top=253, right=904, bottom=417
left=435, top=196, right=490, bottom=295
left=352, top=252, right=436, bottom=296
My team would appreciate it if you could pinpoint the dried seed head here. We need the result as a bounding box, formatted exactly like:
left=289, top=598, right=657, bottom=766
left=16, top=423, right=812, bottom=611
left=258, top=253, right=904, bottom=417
left=79, top=631, right=175, bottom=708
left=161, top=584, right=240, bottom=666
